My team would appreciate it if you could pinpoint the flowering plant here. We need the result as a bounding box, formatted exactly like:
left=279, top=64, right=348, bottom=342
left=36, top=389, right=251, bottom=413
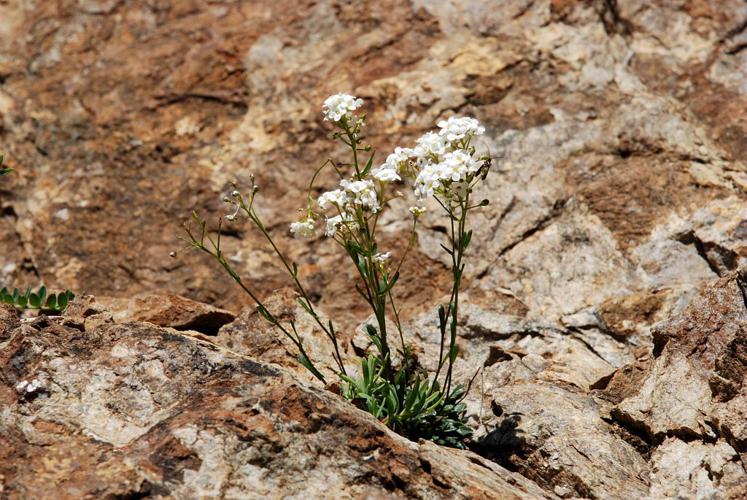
left=186, top=95, right=490, bottom=447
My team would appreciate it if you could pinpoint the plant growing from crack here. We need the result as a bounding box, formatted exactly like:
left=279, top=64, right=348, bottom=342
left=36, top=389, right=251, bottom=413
left=185, top=95, right=490, bottom=448
left=0, top=153, right=75, bottom=313
left=0, top=153, right=12, bottom=176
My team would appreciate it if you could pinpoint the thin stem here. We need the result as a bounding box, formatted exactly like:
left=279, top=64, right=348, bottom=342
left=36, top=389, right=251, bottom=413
left=187, top=222, right=327, bottom=384
left=239, top=198, right=347, bottom=375
left=388, top=289, right=407, bottom=354
left=444, top=193, right=470, bottom=395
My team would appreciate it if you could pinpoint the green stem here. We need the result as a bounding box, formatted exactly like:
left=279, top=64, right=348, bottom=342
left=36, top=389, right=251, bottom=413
left=240, top=199, right=347, bottom=375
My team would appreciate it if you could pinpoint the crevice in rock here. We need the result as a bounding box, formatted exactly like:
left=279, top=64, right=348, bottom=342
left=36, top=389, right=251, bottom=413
left=726, top=42, right=747, bottom=55
left=173, top=312, right=236, bottom=336
left=610, top=404, right=721, bottom=451
left=498, top=199, right=567, bottom=258
left=736, top=271, right=747, bottom=313
left=154, top=92, right=248, bottom=113
left=567, top=326, right=617, bottom=367
left=596, top=0, right=634, bottom=36
left=674, top=230, right=738, bottom=277
left=602, top=416, right=653, bottom=459
left=483, top=346, right=514, bottom=367
left=721, top=18, right=747, bottom=44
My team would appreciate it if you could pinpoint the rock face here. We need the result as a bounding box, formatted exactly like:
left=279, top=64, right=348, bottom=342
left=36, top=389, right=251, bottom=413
left=0, top=0, right=746, bottom=498
left=0, top=306, right=552, bottom=499
left=608, top=270, right=747, bottom=499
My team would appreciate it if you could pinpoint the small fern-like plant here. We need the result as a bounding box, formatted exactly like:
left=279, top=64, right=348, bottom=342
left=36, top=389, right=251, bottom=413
left=0, top=153, right=11, bottom=176
left=0, top=286, right=75, bottom=313
left=186, top=95, right=489, bottom=448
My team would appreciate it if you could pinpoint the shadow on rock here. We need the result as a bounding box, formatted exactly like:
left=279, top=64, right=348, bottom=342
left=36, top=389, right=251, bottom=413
left=470, top=406, right=526, bottom=470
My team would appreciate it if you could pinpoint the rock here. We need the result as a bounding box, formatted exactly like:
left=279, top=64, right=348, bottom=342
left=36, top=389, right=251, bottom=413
left=647, top=438, right=747, bottom=499
left=100, top=293, right=235, bottom=335
left=0, top=313, right=552, bottom=499
left=613, top=348, right=715, bottom=440
left=0, top=0, right=746, bottom=497
left=604, top=269, right=747, bottom=497
left=612, top=270, right=747, bottom=449
left=474, top=383, right=650, bottom=499
left=217, top=287, right=357, bottom=385
left=0, top=303, right=19, bottom=340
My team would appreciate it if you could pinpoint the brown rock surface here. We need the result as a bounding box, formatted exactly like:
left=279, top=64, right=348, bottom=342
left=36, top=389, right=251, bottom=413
left=100, top=292, right=235, bottom=335
left=0, top=309, right=551, bottom=499
left=1, top=0, right=746, bottom=497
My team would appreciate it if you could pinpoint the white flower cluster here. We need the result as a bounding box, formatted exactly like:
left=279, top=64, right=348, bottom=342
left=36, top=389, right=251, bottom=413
left=290, top=218, right=316, bottom=238
left=437, top=116, right=485, bottom=142
left=311, top=177, right=379, bottom=239
left=413, top=149, right=481, bottom=200
left=378, top=115, right=486, bottom=201
left=340, top=179, right=380, bottom=212
left=289, top=95, right=487, bottom=239
left=325, top=212, right=355, bottom=237
left=322, top=93, right=364, bottom=122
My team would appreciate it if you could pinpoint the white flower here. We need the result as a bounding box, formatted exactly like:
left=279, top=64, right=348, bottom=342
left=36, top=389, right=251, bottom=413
left=318, top=189, right=348, bottom=210
left=290, top=218, right=316, bottom=239
left=372, top=147, right=415, bottom=182
left=325, top=215, right=342, bottom=237
left=413, top=150, right=480, bottom=200
left=437, top=116, right=485, bottom=142
left=325, top=213, right=356, bottom=237
left=440, top=149, right=481, bottom=181
left=372, top=165, right=401, bottom=182
left=341, top=179, right=380, bottom=212
left=383, top=147, right=413, bottom=172
left=374, top=252, right=391, bottom=264
left=409, top=206, right=426, bottom=217
left=413, top=162, right=444, bottom=200
left=413, top=132, right=448, bottom=162
left=322, top=93, right=364, bottom=122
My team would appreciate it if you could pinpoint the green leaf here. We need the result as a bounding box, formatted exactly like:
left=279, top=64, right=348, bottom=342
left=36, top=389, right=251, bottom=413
left=29, top=293, right=40, bottom=308
left=296, top=297, right=313, bottom=315
left=461, top=230, right=473, bottom=250
left=45, top=293, right=57, bottom=309
left=449, top=344, right=459, bottom=363
left=57, top=291, right=70, bottom=311
left=297, top=354, right=326, bottom=383
left=362, top=151, right=375, bottom=176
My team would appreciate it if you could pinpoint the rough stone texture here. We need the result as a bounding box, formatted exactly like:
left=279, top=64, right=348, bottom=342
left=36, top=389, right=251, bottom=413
left=0, top=303, right=20, bottom=341
left=100, top=292, right=236, bottom=335
left=648, top=438, right=746, bottom=500
left=611, top=271, right=747, bottom=465
left=0, top=309, right=552, bottom=499
left=1, top=0, right=746, bottom=498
